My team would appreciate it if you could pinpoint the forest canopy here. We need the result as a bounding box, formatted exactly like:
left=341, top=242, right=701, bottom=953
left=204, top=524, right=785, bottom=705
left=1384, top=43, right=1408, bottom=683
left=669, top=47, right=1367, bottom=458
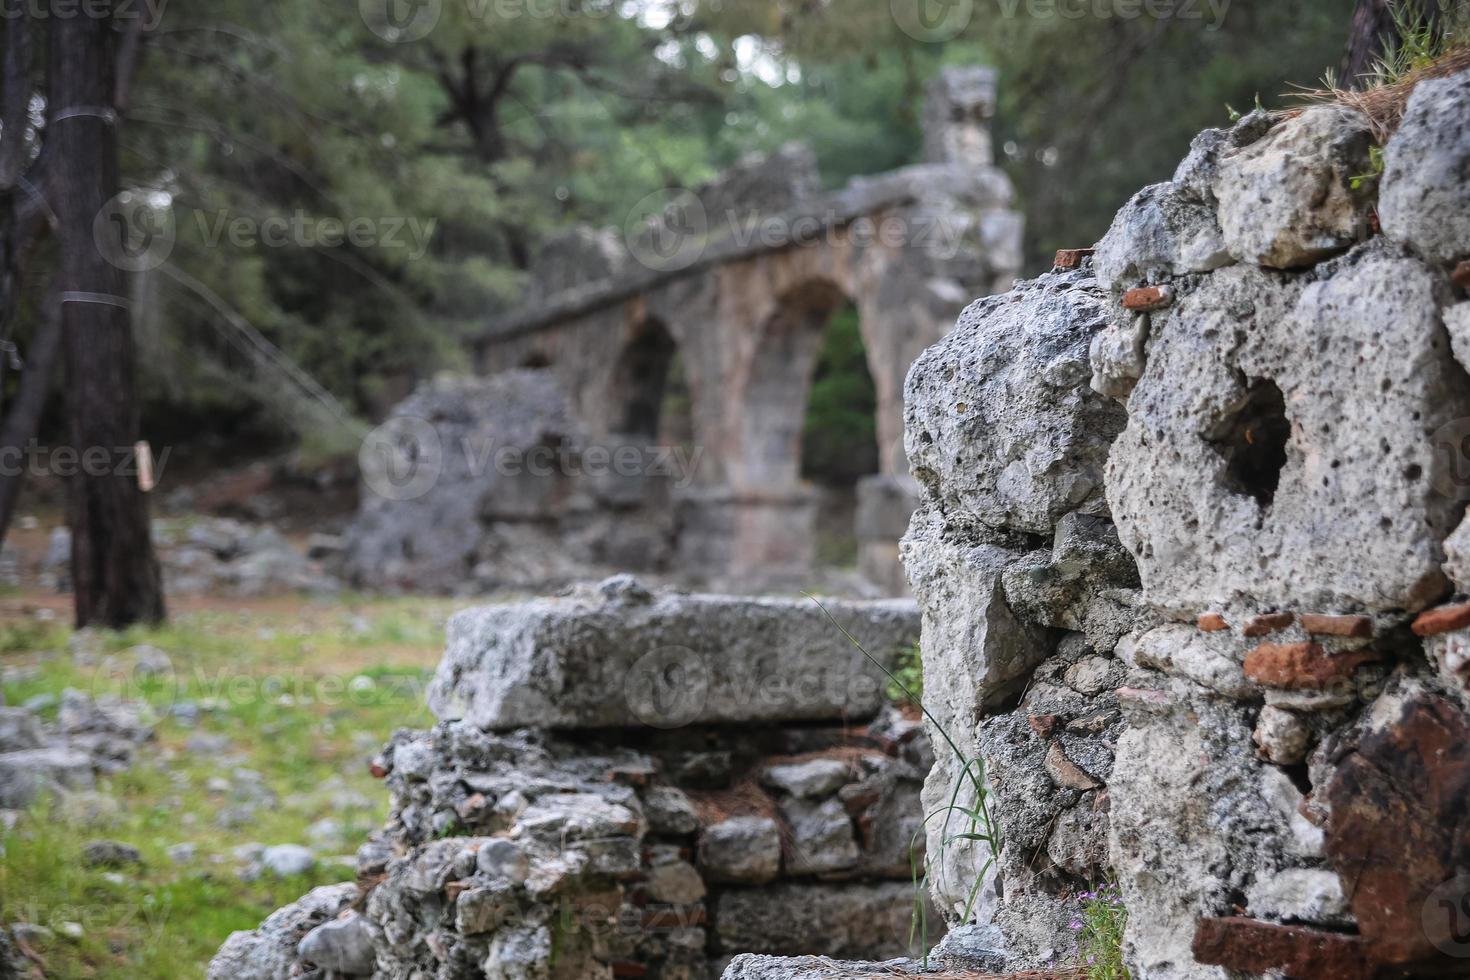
left=5, top=0, right=1354, bottom=461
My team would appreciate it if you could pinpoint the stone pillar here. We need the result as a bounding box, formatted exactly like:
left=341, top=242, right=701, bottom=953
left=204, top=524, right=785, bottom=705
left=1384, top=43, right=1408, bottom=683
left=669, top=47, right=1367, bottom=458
left=855, top=474, right=920, bottom=596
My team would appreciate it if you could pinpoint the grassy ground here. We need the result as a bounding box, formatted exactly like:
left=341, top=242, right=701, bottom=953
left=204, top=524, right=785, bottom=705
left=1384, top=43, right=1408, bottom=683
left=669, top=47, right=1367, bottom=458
left=0, top=592, right=464, bottom=979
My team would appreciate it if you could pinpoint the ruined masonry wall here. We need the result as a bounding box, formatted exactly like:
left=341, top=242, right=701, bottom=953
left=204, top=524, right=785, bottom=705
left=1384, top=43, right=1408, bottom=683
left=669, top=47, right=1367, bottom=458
left=885, top=67, right=1470, bottom=980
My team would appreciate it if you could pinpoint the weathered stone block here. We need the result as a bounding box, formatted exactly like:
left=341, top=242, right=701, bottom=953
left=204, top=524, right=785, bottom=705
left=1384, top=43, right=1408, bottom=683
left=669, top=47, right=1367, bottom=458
left=699, top=816, right=782, bottom=884
left=428, top=582, right=918, bottom=730
left=713, top=882, right=921, bottom=960
left=1213, top=106, right=1375, bottom=269
left=1107, top=249, right=1470, bottom=615
left=1380, top=67, right=1470, bottom=263
left=904, top=269, right=1126, bottom=536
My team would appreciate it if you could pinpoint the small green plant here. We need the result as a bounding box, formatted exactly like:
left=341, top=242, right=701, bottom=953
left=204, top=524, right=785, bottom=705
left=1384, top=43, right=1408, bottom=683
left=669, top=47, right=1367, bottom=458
left=807, top=595, right=1000, bottom=967
left=1073, top=882, right=1130, bottom=980
left=885, top=642, right=923, bottom=705
left=1350, top=144, right=1388, bottom=190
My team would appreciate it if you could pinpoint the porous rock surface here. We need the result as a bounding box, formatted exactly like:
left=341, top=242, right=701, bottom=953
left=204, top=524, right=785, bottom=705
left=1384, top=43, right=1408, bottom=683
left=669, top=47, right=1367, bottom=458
left=738, top=67, right=1470, bottom=980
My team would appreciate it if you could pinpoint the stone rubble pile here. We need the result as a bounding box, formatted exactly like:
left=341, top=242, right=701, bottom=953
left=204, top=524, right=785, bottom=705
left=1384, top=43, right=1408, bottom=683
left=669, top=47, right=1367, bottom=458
left=211, top=582, right=937, bottom=979
left=739, top=67, right=1470, bottom=980
left=0, top=687, right=154, bottom=811
left=343, top=370, right=677, bottom=595
left=33, top=516, right=339, bottom=597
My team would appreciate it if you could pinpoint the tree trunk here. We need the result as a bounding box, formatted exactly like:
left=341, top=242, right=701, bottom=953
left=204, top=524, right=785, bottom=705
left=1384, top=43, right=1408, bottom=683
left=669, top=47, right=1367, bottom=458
left=1341, top=0, right=1442, bottom=88
left=1342, top=0, right=1395, bottom=86
left=47, top=0, right=164, bottom=627
left=0, top=286, right=60, bottom=543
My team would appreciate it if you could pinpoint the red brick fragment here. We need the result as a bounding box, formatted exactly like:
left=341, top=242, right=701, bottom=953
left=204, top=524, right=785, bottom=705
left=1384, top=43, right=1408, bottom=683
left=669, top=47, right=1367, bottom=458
left=1322, top=693, right=1470, bottom=969
left=1242, top=611, right=1295, bottom=637
left=1453, top=259, right=1470, bottom=290
left=1412, top=601, right=1470, bottom=637
left=1299, top=613, right=1373, bottom=638
left=1197, top=612, right=1229, bottom=633
left=1192, top=917, right=1370, bottom=979
left=1027, top=713, right=1061, bottom=738
left=1122, top=285, right=1172, bottom=311
left=369, top=759, right=387, bottom=779
left=1053, top=248, right=1095, bottom=269
left=612, top=962, right=649, bottom=978
left=1243, top=642, right=1378, bottom=689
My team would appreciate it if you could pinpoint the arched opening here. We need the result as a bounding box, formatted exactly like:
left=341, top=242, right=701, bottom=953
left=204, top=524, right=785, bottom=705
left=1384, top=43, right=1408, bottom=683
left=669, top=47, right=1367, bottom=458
left=801, top=301, right=880, bottom=567
left=611, top=318, right=678, bottom=441
left=731, top=279, right=884, bottom=576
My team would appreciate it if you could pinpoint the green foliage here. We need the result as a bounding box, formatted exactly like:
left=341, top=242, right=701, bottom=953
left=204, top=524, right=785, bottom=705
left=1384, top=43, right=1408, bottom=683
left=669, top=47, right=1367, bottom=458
left=886, top=642, right=923, bottom=705
left=1351, top=144, right=1388, bottom=189
left=1075, top=882, right=1130, bottom=980
left=801, top=306, right=878, bottom=486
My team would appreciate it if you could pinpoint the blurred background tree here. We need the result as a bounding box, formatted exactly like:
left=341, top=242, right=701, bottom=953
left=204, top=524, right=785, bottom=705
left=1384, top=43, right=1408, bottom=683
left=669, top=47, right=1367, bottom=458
left=3, top=0, right=1361, bottom=472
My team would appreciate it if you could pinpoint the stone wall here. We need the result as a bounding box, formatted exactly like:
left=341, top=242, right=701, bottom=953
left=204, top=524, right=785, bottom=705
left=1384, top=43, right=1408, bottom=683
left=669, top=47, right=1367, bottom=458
left=209, top=581, right=939, bottom=979
left=760, top=67, right=1470, bottom=980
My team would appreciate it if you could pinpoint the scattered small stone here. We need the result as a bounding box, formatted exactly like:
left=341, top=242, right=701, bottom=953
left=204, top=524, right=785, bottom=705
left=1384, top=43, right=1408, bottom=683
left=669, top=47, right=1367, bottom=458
left=167, top=843, right=196, bottom=864
left=761, top=758, right=850, bottom=799
left=260, top=844, right=315, bottom=878
left=83, top=840, right=142, bottom=868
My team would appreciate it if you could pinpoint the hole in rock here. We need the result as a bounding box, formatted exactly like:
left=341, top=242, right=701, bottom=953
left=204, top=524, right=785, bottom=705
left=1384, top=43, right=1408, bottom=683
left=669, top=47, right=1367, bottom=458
left=1210, top=378, right=1290, bottom=508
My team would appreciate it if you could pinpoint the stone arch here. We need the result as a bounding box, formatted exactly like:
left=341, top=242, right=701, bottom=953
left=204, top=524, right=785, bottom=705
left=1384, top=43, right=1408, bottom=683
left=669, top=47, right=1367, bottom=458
left=733, top=278, right=856, bottom=490
left=609, top=317, right=679, bottom=442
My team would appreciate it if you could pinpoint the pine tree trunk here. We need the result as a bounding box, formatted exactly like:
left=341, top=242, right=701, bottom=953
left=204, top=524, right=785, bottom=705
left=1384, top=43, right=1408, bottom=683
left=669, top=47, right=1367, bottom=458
left=47, top=1, right=164, bottom=627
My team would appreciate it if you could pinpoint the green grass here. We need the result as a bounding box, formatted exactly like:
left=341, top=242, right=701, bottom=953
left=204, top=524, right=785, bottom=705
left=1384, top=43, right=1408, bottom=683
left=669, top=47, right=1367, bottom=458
left=0, top=594, right=460, bottom=978
left=1075, top=882, right=1130, bottom=980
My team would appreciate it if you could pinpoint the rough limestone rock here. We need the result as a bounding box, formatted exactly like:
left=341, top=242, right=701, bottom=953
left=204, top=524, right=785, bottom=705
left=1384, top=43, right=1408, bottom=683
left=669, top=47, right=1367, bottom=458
left=209, top=884, right=357, bottom=980
left=1379, top=67, right=1470, bottom=263
left=1107, top=247, right=1470, bottom=615
left=1108, top=691, right=1305, bottom=980
left=904, top=268, right=1127, bottom=535
left=428, top=581, right=918, bottom=730
left=1093, top=182, right=1231, bottom=289
left=297, top=911, right=379, bottom=976
left=1213, top=106, right=1376, bottom=268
